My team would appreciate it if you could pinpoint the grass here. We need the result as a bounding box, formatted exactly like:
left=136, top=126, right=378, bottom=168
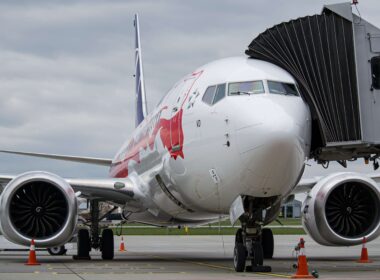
left=109, top=218, right=305, bottom=236
left=268, top=218, right=302, bottom=226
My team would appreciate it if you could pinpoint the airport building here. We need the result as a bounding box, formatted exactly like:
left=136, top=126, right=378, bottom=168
left=280, top=200, right=302, bottom=219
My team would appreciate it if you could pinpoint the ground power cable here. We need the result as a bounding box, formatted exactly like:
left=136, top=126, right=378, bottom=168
left=215, top=178, right=226, bottom=257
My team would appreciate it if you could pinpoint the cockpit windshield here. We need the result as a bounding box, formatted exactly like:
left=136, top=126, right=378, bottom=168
left=267, top=81, right=299, bottom=96
left=228, top=80, right=264, bottom=95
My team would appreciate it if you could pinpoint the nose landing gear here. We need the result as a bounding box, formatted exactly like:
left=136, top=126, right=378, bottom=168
left=233, top=226, right=273, bottom=272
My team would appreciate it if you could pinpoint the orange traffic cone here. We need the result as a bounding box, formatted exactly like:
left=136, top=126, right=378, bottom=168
left=357, top=237, right=372, bottom=263
left=292, top=238, right=313, bottom=278
left=25, top=239, right=40, bottom=265
left=119, top=236, right=126, bottom=252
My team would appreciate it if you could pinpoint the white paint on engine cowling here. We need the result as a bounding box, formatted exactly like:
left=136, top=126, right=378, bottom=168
left=302, top=172, right=380, bottom=246
left=0, top=171, right=77, bottom=247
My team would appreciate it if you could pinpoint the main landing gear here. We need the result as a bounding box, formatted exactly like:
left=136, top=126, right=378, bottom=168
left=74, top=200, right=115, bottom=260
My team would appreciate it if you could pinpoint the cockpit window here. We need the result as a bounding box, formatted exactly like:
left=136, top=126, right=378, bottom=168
left=228, top=80, right=264, bottom=95
left=268, top=81, right=299, bottom=96
left=202, top=84, right=226, bottom=105
left=213, top=84, right=226, bottom=104
left=202, top=86, right=216, bottom=105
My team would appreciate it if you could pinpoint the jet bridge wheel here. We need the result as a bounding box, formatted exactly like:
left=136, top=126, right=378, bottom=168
left=101, top=228, right=114, bottom=260
left=261, top=228, right=274, bottom=259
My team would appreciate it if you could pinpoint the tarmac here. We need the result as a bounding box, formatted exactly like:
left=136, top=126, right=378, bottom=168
left=0, top=235, right=379, bottom=280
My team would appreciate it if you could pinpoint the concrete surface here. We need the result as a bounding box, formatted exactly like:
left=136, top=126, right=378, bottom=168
left=0, top=235, right=379, bottom=279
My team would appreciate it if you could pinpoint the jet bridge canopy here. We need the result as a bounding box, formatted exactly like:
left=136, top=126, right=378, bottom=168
left=246, top=2, right=380, bottom=162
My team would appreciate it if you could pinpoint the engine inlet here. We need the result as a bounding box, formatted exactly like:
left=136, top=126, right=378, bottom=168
left=10, top=182, right=69, bottom=238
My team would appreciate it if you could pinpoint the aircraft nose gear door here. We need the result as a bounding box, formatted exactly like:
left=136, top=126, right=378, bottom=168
left=169, top=71, right=203, bottom=159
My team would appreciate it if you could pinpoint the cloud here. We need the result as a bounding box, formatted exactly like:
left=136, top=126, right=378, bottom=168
left=0, top=0, right=379, bottom=178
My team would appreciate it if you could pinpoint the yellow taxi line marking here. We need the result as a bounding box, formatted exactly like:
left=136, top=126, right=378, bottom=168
left=137, top=252, right=292, bottom=278
left=255, top=272, right=292, bottom=278
left=181, top=260, right=234, bottom=271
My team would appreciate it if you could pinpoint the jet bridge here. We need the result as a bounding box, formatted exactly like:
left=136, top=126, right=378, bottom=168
left=246, top=2, right=380, bottom=165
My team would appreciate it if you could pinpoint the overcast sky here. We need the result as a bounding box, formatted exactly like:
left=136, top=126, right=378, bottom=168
left=0, top=0, right=379, bottom=178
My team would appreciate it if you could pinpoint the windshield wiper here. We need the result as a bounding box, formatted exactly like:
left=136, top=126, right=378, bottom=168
left=230, top=91, right=252, bottom=95
left=270, top=89, right=286, bottom=94
left=284, top=92, right=298, bottom=96
left=270, top=89, right=297, bottom=96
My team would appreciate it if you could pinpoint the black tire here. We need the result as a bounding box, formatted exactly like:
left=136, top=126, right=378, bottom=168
left=233, top=243, right=246, bottom=272
left=77, top=229, right=91, bottom=257
left=101, top=229, right=114, bottom=260
left=261, top=228, right=274, bottom=259
left=47, top=245, right=67, bottom=256
left=251, top=242, right=264, bottom=267
left=235, top=228, right=243, bottom=244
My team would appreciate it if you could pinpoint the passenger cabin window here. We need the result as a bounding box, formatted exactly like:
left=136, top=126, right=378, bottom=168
left=268, top=81, right=299, bottom=96
left=228, top=80, right=264, bottom=95
left=202, top=84, right=226, bottom=105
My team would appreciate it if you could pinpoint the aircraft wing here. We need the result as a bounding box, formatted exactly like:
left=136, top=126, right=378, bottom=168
left=0, top=150, right=144, bottom=206
left=293, top=173, right=380, bottom=194
left=0, top=175, right=138, bottom=205
left=0, top=175, right=14, bottom=187
left=292, top=176, right=322, bottom=193
left=0, top=150, right=112, bottom=166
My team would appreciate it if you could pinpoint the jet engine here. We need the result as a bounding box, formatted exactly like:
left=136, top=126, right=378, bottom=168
left=302, top=172, right=380, bottom=246
left=0, top=171, right=77, bottom=247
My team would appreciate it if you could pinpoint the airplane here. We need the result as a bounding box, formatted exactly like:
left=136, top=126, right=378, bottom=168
left=0, top=12, right=380, bottom=272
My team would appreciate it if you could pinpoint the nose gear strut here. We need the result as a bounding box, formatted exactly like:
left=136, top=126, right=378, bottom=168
left=233, top=197, right=276, bottom=272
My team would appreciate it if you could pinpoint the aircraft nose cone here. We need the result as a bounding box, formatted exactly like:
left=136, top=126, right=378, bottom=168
left=235, top=97, right=308, bottom=154
left=233, top=96, right=310, bottom=197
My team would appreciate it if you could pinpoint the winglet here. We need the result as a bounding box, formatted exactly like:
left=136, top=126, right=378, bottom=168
left=134, top=14, right=148, bottom=127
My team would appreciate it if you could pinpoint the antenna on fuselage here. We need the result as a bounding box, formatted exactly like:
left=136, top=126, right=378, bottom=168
left=134, top=14, right=148, bottom=127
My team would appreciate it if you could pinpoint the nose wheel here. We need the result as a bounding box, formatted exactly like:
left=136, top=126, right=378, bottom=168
left=262, top=228, right=274, bottom=259
left=234, top=243, right=247, bottom=272
left=251, top=242, right=264, bottom=267
left=233, top=227, right=272, bottom=272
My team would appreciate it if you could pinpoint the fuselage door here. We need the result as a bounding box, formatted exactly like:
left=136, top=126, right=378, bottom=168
left=169, top=72, right=202, bottom=158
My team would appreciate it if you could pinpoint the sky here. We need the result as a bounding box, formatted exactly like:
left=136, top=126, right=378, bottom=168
left=0, top=0, right=379, bottom=179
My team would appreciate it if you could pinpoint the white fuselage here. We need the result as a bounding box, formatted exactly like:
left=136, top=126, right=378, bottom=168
left=109, top=57, right=311, bottom=225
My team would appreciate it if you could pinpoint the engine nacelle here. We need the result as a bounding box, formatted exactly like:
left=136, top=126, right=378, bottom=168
left=0, top=171, right=77, bottom=247
left=302, top=172, right=380, bottom=246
